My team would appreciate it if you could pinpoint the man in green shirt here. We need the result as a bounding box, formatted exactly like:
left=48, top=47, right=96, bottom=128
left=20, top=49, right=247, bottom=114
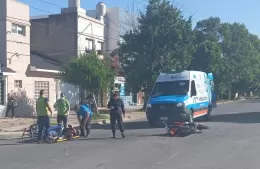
left=54, top=93, right=70, bottom=128
left=36, top=89, right=53, bottom=143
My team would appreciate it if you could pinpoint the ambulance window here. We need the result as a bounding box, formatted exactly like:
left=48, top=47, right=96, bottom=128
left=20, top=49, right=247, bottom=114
left=191, top=80, right=197, bottom=96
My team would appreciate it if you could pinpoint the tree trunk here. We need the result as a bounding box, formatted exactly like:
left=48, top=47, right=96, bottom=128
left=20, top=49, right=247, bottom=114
left=142, top=91, right=150, bottom=111
left=228, top=83, right=232, bottom=100
left=92, top=93, right=100, bottom=115
left=80, top=86, right=84, bottom=104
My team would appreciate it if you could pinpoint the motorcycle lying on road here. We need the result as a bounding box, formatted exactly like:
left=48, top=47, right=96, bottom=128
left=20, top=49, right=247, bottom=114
left=160, top=117, right=209, bottom=137
left=22, top=124, right=80, bottom=143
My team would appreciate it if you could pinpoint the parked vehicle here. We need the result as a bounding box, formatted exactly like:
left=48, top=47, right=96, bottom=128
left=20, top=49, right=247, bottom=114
left=146, top=70, right=217, bottom=127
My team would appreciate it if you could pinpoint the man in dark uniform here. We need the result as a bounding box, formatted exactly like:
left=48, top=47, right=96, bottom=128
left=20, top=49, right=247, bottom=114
left=107, top=92, right=125, bottom=138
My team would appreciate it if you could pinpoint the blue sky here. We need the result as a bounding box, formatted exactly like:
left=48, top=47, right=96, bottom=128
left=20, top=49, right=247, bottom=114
left=19, top=0, right=260, bottom=37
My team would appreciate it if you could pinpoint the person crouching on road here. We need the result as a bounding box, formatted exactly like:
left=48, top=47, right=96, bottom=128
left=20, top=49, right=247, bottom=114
left=36, top=89, right=53, bottom=143
left=107, top=92, right=126, bottom=139
left=75, top=100, right=93, bottom=137
left=54, top=93, right=70, bottom=128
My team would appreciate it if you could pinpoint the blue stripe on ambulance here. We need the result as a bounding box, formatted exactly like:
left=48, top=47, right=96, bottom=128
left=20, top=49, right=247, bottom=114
left=149, top=95, right=189, bottom=104
left=149, top=95, right=209, bottom=111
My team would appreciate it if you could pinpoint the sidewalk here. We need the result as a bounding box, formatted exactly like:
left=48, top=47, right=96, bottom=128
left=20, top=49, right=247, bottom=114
left=0, top=111, right=146, bottom=139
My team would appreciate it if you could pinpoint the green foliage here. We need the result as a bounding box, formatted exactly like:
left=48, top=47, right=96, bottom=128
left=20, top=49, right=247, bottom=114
left=117, top=0, right=260, bottom=101
left=118, top=0, right=194, bottom=94
left=59, top=53, right=115, bottom=92
left=191, top=18, right=260, bottom=99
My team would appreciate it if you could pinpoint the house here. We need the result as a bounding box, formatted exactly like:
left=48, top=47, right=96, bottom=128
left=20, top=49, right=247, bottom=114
left=87, top=5, right=143, bottom=105
left=0, top=0, right=60, bottom=117
left=30, top=0, right=107, bottom=107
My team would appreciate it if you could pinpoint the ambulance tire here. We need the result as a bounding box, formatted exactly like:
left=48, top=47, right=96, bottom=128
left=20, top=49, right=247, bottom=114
left=203, top=106, right=212, bottom=121
left=189, top=109, right=194, bottom=123
left=148, top=118, right=157, bottom=128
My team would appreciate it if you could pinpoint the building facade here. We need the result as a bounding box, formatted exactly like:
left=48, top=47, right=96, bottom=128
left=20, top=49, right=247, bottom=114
left=30, top=0, right=107, bottom=107
left=87, top=6, right=143, bottom=105
left=0, top=0, right=59, bottom=117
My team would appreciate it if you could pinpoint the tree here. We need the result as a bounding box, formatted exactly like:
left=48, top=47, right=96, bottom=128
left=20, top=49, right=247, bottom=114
left=190, top=17, right=224, bottom=98
left=218, top=22, right=260, bottom=99
left=190, top=40, right=222, bottom=73
left=109, top=49, right=122, bottom=76
left=190, top=16, right=260, bottom=99
left=59, top=53, right=115, bottom=105
left=118, top=0, right=195, bottom=108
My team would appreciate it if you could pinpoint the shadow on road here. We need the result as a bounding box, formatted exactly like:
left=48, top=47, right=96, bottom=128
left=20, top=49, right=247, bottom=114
left=88, top=120, right=164, bottom=130
left=211, top=112, right=260, bottom=124
left=0, top=121, right=165, bottom=144
left=0, top=138, right=38, bottom=146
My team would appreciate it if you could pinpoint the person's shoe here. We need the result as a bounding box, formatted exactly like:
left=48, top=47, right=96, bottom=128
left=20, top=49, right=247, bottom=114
left=121, top=132, right=125, bottom=138
left=37, top=140, right=43, bottom=144
left=86, top=129, right=90, bottom=137
left=112, top=132, right=116, bottom=139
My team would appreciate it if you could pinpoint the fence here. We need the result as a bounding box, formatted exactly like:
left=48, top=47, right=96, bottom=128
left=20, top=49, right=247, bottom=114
left=120, top=96, right=135, bottom=106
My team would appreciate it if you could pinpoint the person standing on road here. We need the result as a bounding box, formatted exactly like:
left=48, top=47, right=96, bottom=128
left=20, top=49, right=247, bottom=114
left=75, top=99, right=93, bottom=137
left=107, top=92, right=125, bottom=139
left=54, top=93, right=70, bottom=128
left=36, top=89, right=53, bottom=143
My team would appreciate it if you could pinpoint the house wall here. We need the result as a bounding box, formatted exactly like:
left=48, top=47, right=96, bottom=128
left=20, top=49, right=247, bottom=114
left=104, top=7, right=120, bottom=56
left=77, top=14, right=105, bottom=56
left=0, top=0, right=7, bottom=66
left=30, top=13, right=78, bottom=63
left=2, top=0, right=58, bottom=117
left=0, top=0, right=7, bottom=115
left=87, top=7, right=137, bottom=56
left=30, top=5, right=106, bottom=107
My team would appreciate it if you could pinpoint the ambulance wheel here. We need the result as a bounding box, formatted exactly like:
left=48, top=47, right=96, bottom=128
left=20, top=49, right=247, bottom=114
left=189, top=109, right=194, bottom=122
left=203, top=107, right=212, bottom=121
left=148, top=119, right=156, bottom=128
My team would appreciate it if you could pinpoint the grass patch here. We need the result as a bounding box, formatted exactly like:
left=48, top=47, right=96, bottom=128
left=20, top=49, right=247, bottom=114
left=92, top=113, right=109, bottom=121
left=51, top=122, right=58, bottom=126
left=49, top=114, right=109, bottom=126
left=98, top=109, right=110, bottom=114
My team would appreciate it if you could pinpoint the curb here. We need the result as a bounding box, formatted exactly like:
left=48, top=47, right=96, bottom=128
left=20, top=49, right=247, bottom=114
left=217, top=99, right=245, bottom=105
left=217, top=101, right=234, bottom=105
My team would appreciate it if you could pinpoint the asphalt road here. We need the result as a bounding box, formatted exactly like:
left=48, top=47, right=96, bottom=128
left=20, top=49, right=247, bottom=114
left=1, top=100, right=260, bottom=169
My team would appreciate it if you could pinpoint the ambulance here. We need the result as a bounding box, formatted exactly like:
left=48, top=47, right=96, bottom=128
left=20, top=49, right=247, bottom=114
left=146, top=70, right=216, bottom=127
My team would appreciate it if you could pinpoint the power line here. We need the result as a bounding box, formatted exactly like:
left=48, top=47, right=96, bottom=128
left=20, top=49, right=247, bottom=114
left=36, top=0, right=64, bottom=8
left=6, top=10, right=130, bottom=40
left=7, top=52, right=30, bottom=57
left=6, top=16, right=114, bottom=40
left=33, top=0, right=133, bottom=32
left=5, top=0, right=133, bottom=55
left=7, top=16, right=120, bottom=41
left=6, top=39, right=115, bottom=52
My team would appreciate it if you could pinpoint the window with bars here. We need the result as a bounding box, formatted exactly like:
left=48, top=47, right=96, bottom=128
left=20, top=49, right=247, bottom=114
left=34, top=81, right=49, bottom=100
left=14, top=80, right=22, bottom=88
